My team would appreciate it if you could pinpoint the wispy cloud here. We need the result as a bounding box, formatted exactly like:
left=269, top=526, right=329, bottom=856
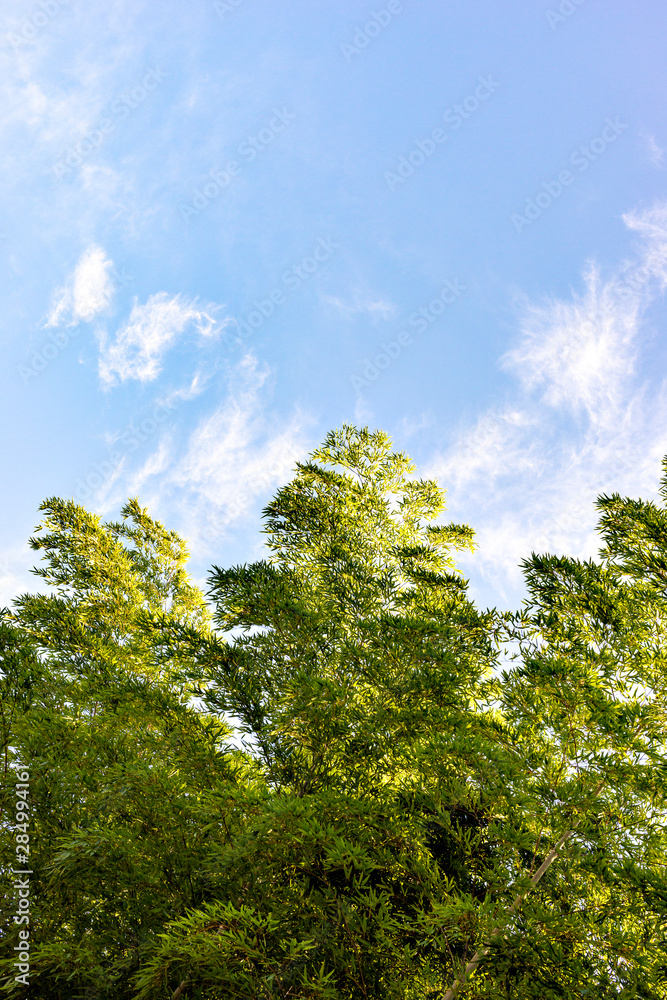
left=398, top=412, right=435, bottom=439
left=500, top=265, right=640, bottom=426
left=169, top=355, right=311, bottom=547
left=624, top=202, right=667, bottom=285
left=98, top=293, right=227, bottom=386
left=0, top=544, right=43, bottom=609
left=93, top=354, right=312, bottom=552
left=47, top=244, right=114, bottom=327
left=427, top=202, right=667, bottom=606
left=323, top=292, right=397, bottom=321
left=163, top=369, right=212, bottom=406
left=640, top=130, right=665, bottom=169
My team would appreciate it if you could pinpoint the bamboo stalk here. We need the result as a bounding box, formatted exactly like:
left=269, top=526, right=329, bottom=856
left=442, top=778, right=605, bottom=1000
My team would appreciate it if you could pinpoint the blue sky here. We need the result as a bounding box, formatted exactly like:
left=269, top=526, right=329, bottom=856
left=2, top=0, right=667, bottom=611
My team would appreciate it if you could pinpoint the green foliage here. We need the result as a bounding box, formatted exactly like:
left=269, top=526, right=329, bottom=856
left=478, top=472, right=667, bottom=1000
left=14, top=497, right=209, bottom=685
left=1, top=427, right=666, bottom=998
left=0, top=500, right=259, bottom=998
left=202, top=426, right=491, bottom=782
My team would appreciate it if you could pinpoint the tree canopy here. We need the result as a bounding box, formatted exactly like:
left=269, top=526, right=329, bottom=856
left=1, top=426, right=666, bottom=999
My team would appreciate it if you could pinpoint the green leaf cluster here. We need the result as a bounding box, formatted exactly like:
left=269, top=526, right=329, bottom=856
left=1, top=427, right=665, bottom=999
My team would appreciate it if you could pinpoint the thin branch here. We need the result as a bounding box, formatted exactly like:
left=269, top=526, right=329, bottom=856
left=441, top=778, right=605, bottom=1000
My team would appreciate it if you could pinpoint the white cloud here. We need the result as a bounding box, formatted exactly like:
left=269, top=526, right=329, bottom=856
left=623, top=203, right=667, bottom=289
left=427, top=202, right=667, bottom=608
left=640, top=131, right=665, bottom=169
left=398, top=412, right=435, bottom=439
left=164, top=369, right=213, bottom=405
left=501, top=265, right=640, bottom=426
left=169, top=355, right=311, bottom=547
left=90, top=354, right=312, bottom=553
left=47, top=244, right=114, bottom=327
left=434, top=408, right=540, bottom=494
left=117, top=436, right=173, bottom=502
left=98, top=292, right=226, bottom=386
left=323, top=292, right=397, bottom=321
left=0, top=545, right=43, bottom=609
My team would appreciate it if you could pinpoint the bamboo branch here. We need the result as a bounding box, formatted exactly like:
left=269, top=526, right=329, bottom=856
left=441, top=779, right=604, bottom=1000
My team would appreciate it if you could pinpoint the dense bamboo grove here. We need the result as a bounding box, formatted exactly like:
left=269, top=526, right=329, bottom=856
left=1, top=427, right=666, bottom=998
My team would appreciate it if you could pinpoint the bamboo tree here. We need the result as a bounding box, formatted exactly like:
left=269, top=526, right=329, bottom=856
left=441, top=464, right=667, bottom=997
left=0, top=500, right=260, bottom=999
left=1, top=430, right=666, bottom=998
